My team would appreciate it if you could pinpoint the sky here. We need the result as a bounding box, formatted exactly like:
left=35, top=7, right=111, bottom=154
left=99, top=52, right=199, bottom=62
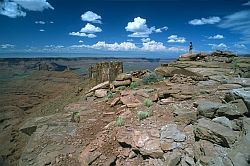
left=0, top=0, right=250, bottom=58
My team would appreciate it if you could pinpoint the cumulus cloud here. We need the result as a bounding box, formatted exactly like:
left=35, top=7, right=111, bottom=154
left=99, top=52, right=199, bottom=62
left=0, top=0, right=54, bottom=18
left=125, top=17, right=167, bottom=37
left=155, top=26, right=168, bottom=33
left=79, top=40, right=83, bottom=43
left=0, top=1, right=26, bottom=18
left=69, top=23, right=101, bottom=38
left=81, top=11, right=102, bottom=24
left=80, top=23, right=102, bottom=33
left=218, top=10, right=250, bottom=43
left=242, top=1, right=250, bottom=6
left=35, top=20, right=45, bottom=24
left=208, top=34, right=224, bottom=39
left=50, top=21, right=54, bottom=24
left=39, top=29, right=45, bottom=32
left=69, top=32, right=96, bottom=38
left=234, top=43, right=247, bottom=49
left=1, top=43, right=15, bottom=49
left=189, top=16, right=221, bottom=25
left=142, top=40, right=166, bottom=51
left=71, top=41, right=137, bottom=51
left=167, top=35, right=186, bottom=43
left=208, top=43, right=228, bottom=50
left=141, top=38, right=151, bottom=43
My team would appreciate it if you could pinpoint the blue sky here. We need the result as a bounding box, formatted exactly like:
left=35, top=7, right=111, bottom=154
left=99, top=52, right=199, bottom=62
left=0, top=0, right=250, bottom=58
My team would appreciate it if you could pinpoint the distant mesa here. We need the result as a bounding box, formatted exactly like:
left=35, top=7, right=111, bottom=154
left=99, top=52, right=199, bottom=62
left=29, top=62, right=76, bottom=71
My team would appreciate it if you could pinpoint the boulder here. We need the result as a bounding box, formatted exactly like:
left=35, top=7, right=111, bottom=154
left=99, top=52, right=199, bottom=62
left=88, top=81, right=110, bottom=93
left=229, top=88, right=250, bottom=112
left=116, top=128, right=163, bottom=158
left=216, top=100, right=247, bottom=118
left=212, top=117, right=232, bottom=129
left=197, top=101, right=222, bottom=118
left=159, top=98, right=175, bottom=105
left=160, top=124, right=186, bottom=142
left=194, top=118, right=237, bottom=147
left=174, top=110, right=198, bottom=125
left=160, top=124, right=186, bottom=151
left=228, top=118, right=250, bottom=166
left=165, top=152, right=182, bottom=166
left=95, top=89, right=107, bottom=98
left=110, top=97, right=120, bottom=107
left=116, top=73, right=132, bottom=81
left=113, top=80, right=131, bottom=87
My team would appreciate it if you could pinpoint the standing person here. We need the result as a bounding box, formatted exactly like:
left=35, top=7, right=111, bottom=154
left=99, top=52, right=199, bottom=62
left=189, top=42, right=193, bottom=54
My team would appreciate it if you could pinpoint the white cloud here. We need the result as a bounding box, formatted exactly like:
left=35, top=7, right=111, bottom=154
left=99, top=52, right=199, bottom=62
left=142, top=40, right=166, bottom=51
left=155, top=26, right=168, bottom=33
left=50, top=21, right=54, bottom=24
left=208, top=43, right=228, bottom=50
left=69, top=23, right=101, bottom=38
left=167, top=35, right=186, bottom=43
left=0, top=1, right=26, bottom=18
left=69, top=32, right=96, bottom=38
left=45, top=45, right=64, bottom=48
left=79, top=40, right=83, bottom=43
left=234, top=43, right=247, bottom=49
left=1, top=44, right=15, bottom=49
left=189, top=16, right=221, bottom=25
left=91, top=41, right=137, bottom=51
left=69, top=39, right=186, bottom=53
left=0, top=0, right=53, bottom=18
left=218, top=10, right=250, bottom=43
left=208, top=34, right=224, bottom=39
left=71, top=41, right=138, bottom=51
left=39, top=29, right=45, bottom=32
left=167, top=46, right=186, bottom=52
left=81, top=11, right=102, bottom=24
left=14, top=0, right=54, bottom=11
left=125, top=17, right=167, bottom=37
left=35, top=20, right=45, bottom=24
left=242, top=1, right=250, bottom=6
left=80, top=23, right=102, bottom=33
left=141, top=38, right=151, bottom=43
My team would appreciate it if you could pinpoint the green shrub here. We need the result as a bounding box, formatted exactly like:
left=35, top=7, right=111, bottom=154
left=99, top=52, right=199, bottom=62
left=144, top=98, right=153, bottom=108
left=142, top=72, right=163, bottom=84
left=137, top=110, right=153, bottom=120
left=116, top=116, right=124, bottom=127
left=130, top=82, right=138, bottom=89
left=107, top=91, right=114, bottom=99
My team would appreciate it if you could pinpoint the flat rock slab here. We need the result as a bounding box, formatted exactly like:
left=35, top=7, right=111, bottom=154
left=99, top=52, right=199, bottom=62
left=19, top=122, right=81, bottom=166
left=197, top=101, right=222, bottom=118
left=19, top=113, right=71, bottom=136
left=120, top=95, right=142, bottom=108
left=194, top=118, right=238, bottom=147
left=116, top=128, right=163, bottom=158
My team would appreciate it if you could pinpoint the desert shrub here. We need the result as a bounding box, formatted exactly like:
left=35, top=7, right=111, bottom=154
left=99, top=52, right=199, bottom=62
left=107, top=91, right=114, bottom=99
left=144, top=98, right=153, bottom=108
left=130, top=81, right=138, bottom=89
left=142, top=72, right=163, bottom=84
left=116, top=116, right=124, bottom=127
left=137, top=110, right=153, bottom=120
left=71, top=111, right=80, bottom=123
left=117, top=86, right=126, bottom=90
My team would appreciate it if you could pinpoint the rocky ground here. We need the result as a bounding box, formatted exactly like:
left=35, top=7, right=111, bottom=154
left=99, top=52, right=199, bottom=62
left=1, top=55, right=250, bottom=166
